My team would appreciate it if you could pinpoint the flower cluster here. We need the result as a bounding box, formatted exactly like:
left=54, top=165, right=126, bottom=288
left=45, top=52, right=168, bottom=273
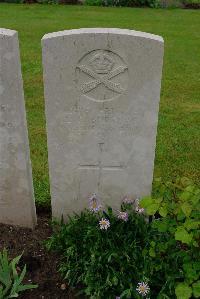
left=88, top=193, right=145, bottom=232
left=122, top=196, right=145, bottom=214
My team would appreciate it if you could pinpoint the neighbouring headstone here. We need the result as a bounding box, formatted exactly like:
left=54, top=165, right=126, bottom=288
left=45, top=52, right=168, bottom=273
left=0, top=29, right=37, bottom=228
left=42, top=28, right=164, bottom=219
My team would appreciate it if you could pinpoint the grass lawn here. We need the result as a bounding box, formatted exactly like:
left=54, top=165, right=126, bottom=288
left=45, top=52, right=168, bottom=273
left=0, top=4, right=199, bottom=206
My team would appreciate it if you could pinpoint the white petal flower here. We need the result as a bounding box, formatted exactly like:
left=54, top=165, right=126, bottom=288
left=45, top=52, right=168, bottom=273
left=99, top=218, right=110, bottom=230
left=136, top=281, right=150, bottom=296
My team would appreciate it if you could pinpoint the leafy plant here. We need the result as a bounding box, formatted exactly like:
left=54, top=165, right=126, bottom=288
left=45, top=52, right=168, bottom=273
left=140, top=177, right=200, bottom=299
left=0, top=249, right=38, bottom=299
left=182, top=0, right=200, bottom=8
left=84, top=0, right=160, bottom=8
left=47, top=177, right=200, bottom=298
left=84, top=0, right=103, bottom=6
left=47, top=202, right=151, bottom=298
left=37, top=0, right=59, bottom=4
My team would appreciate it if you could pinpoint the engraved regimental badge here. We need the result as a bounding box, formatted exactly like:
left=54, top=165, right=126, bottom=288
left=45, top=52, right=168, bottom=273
left=76, top=49, right=128, bottom=102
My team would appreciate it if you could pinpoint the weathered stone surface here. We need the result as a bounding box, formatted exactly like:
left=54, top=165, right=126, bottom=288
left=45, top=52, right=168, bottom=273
left=42, top=28, right=164, bottom=219
left=0, top=29, right=36, bottom=228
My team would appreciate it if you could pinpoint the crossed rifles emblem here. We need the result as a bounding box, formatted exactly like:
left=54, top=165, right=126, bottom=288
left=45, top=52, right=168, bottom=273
left=77, top=53, right=128, bottom=94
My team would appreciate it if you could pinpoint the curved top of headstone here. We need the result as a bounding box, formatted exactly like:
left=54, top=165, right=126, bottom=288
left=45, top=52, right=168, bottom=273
left=42, top=28, right=164, bottom=43
left=42, top=26, right=164, bottom=219
left=0, top=28, right=17, bottom=36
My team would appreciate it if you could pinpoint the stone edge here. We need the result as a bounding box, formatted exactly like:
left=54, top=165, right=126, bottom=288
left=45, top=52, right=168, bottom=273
left=0, top=28, right=17, bottom=37
left=42, top=28, right=164, bottom=44
left=0, top=27, right=37, bottom=229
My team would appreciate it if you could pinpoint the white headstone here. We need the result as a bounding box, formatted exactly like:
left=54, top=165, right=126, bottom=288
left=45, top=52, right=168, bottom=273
left=42, top=28, right=164, bottom=219
left=0, top=29, right=36, bottom=228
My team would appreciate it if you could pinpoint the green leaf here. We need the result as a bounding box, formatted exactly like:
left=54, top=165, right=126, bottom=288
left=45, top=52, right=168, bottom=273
left=183, top=263, right=198, bottom=281
left=0, top=249, right=37, bottom=298
left=181, top=202, right=192, bottom=217
left=17, top=284, right=38, bottom=292
left=180, top=191, right=192, bottom=201
left=180, top=177, right=193, bottom=187
left=149, top=247, right=156, bottom=257
left=193, top=281, right=200, bottom=298
left=175, top=227, right=193, bottom=244
left=177, top=210, right=186, bottom=220
left=191, top=189, right=200, bottom=205
left=11, top=254, right=22, bottom=279
left=120, top=288, right=132, bottom=298
left=9, top=293, right=19, bottom=298
left=112, top=276, right=118, bottom=286
left=140, top=197, right=162, bottom=215
left=193, top=241, right=199, bottom=247
left=193, top=262, right=200, bottom=271
left=159, top=206, right=168, bottom=217
left=152, top=219, right=169, bottom=232
left=184, top=220, right=200, bottom=230
left=142, top=248, right=148, bottom=257
left=140, top=197, right=154, bottom=208
left=146, top=203, right=160, bottom=215
left=175, top=283, right=192, bottom=299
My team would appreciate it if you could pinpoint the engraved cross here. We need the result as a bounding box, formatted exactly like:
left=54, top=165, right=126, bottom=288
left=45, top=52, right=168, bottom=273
left=79, top=143, right=125, bottom=189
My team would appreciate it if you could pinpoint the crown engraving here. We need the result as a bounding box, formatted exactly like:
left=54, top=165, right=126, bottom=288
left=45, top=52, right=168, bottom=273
left=90, top=53, right=114, bottom=74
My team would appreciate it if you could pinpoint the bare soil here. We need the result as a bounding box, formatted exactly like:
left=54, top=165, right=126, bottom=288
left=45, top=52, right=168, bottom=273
left=0, top=211, right=79, bottom=299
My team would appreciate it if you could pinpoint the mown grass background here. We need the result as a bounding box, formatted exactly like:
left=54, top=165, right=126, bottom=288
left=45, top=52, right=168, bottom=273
left=0, top=4, right=199, bottom=206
